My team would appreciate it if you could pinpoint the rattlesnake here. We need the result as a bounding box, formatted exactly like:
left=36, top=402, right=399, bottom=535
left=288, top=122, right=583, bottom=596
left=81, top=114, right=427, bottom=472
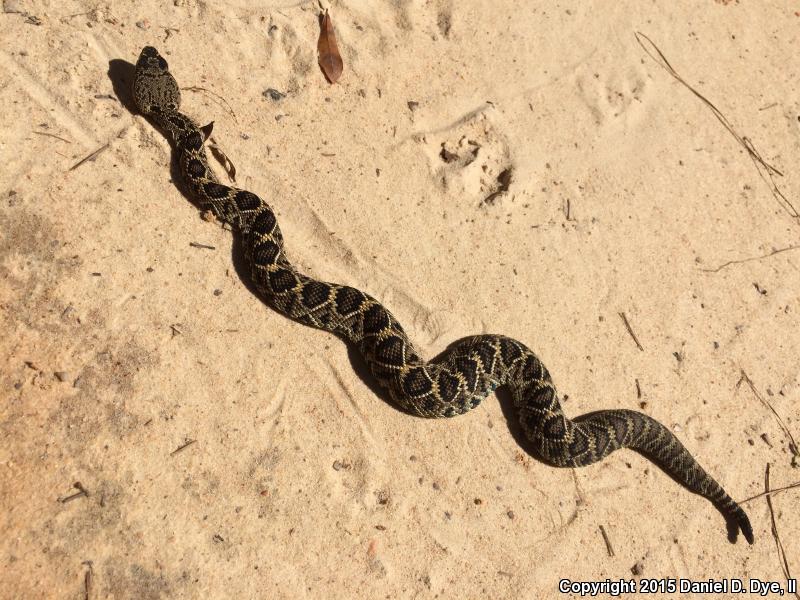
left=132, top=46, right=753, bottom=544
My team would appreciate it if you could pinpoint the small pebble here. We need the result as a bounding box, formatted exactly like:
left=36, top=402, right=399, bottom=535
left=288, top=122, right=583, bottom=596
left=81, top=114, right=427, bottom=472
left=631, top=561, right=644, bottom=576
left=440, top=147, right=458, bottom=163
left=135, top=19, right=150, bottom=29
left=507, top=510, right=515, bottom=520
left=262, top=88, right=285, bottom=101
left=213, top=289, right=222, bottom=296
left=332, top=460, right=344, bottom=471
left=54, top=371, right=68, bottom=382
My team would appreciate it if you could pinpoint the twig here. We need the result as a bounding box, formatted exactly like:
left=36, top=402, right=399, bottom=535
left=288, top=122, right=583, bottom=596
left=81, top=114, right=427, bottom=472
left=618, top=312, right=644, bottom=351
left=171, top=439, right=196, bottom=456
left=598, top=525, right=615, bottom=557
left=69, top=143, right=109, bottom=171
left=700, top=244, right=800, bottom=273
left=189, top=242, right=215, bottom=250
left=764, top=464, right=799, bottom=599
left=737, top=370, right=799, bottom=461
left=59, top=481, right=89, bottom=503
left=635, top=32, right=799, bottom=221
left=83, top=561, right=93, bottom=600
left=182, top=86, right=238, bottom=123
left=740, top=479, right=800, bottom=505
left=33, top=130, right=72, bottom=144
left=162, top=27, right=180, bottom=42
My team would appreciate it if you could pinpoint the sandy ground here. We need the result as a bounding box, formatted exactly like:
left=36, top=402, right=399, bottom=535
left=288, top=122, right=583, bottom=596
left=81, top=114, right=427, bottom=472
left=2, top=1, right=799, bottom=598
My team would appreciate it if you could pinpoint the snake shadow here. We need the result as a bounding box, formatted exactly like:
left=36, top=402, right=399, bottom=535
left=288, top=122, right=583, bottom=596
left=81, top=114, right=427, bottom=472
left=108, top=59, right=138, bottom=114
left=109, top=57, right=744, bottom=545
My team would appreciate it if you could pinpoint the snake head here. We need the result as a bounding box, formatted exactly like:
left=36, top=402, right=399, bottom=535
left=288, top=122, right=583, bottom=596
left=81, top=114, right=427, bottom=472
left=133, top=46, right=181, bottom=115
left=136, top=46, right=169, bottom=72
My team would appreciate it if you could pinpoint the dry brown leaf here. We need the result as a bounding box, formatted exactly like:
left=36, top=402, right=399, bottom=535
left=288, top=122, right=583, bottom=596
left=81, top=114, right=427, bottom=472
left=317, top=11, right=343, bottom=84
left=208, top=142, right=237, bottom=182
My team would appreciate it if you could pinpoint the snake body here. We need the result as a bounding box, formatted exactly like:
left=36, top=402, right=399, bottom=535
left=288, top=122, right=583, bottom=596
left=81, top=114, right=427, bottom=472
left=132, top=46, right=753, bottom=544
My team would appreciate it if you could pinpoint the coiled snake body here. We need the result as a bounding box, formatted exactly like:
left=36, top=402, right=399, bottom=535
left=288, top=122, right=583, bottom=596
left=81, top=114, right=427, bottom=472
left=133, top=46, right=753, bottom=544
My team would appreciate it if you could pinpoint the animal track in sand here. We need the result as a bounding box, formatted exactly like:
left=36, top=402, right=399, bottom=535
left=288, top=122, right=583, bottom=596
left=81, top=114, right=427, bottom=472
left=263, top=14, right=315, bottom=92
left=576, top=66, right=650, bottom=129
left=386, top=0, right=454, bottom=38
left=418, top=109, right=513, bottom=207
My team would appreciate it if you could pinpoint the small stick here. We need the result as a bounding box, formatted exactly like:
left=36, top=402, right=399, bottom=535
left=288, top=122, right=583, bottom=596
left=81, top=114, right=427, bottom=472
left=60, top=481, right=89, bottom=503
left=618, top=312, right=644, bottom=351
left=700, top=244, right=800, bottom=273
left=189, top=242, right=216, bottom=250
left=497, top=570, right=514, bottom=578
left=83, top=562, right=93, bottom=600
left=738, top=370, right=799, bottom=460
left=635, top=32, right=798, bottom=220
left=740, top=479, right=800, bottom=505
left=764, top=464, right=799, bottom=599
left=599, top=525, right=615, bottom=557
left=162, top=27, right=180, bottom=42
left=69, top=143, right=109, bottom=171
left=171, top=439, right=196, bottom=456
left=182, top=86, right=238, bottom=123
left=33, top=130, right=72, bottom=144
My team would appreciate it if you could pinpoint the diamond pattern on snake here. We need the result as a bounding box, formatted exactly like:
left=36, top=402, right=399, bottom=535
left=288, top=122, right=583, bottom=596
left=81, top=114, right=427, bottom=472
left=132, top=46, right=753, bottom=545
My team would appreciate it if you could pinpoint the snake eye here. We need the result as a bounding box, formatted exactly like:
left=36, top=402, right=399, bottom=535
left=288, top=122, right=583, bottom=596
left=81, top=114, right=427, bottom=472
left=157, top=56, right=168, bottom=70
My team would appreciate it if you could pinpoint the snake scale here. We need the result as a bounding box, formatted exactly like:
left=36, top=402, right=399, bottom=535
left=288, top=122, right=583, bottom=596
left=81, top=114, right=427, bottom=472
left=132, top=46, right=753, bottom=544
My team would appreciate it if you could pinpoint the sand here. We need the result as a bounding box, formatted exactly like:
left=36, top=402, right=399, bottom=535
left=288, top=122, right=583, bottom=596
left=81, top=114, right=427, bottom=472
left=1, top=0, right=799, bottom=598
